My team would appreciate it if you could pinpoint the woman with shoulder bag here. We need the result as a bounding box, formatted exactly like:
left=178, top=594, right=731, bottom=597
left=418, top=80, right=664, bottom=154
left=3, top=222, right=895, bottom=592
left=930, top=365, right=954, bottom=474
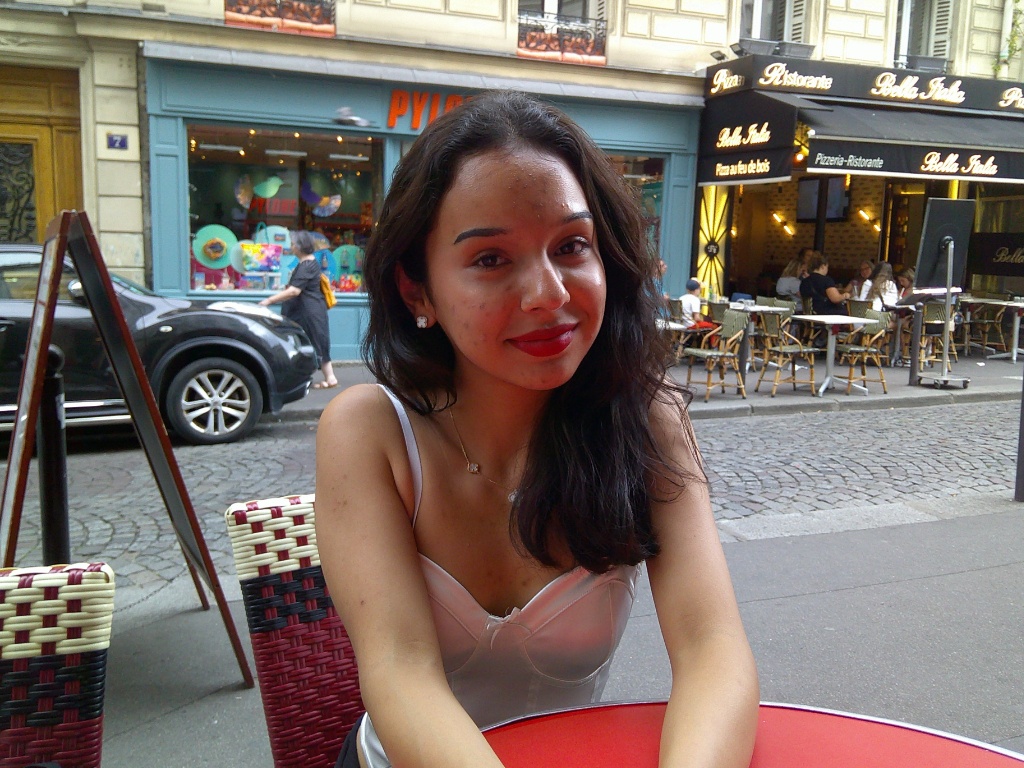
left=260, top=229, right=338, bottom=388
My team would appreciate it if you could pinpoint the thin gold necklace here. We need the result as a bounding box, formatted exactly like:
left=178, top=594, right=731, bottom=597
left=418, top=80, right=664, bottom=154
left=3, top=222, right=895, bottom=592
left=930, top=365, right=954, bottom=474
left=448, top=409, right=519, bottom=504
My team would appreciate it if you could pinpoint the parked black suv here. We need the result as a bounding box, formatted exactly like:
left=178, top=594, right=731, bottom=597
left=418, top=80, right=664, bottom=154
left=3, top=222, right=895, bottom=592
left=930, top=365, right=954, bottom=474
left=0, top=244, right=317, bottom=444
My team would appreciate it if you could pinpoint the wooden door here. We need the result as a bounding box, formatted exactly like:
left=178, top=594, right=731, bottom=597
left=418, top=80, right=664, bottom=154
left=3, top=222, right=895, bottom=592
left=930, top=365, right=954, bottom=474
left=0, top=123, right=56, bottom=243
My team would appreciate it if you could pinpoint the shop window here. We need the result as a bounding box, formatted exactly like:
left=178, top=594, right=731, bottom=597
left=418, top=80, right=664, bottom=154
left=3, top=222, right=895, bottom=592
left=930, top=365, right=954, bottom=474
left=608, top=155, right=664, bottom=253
left=187, top=124, right=382, bottom=294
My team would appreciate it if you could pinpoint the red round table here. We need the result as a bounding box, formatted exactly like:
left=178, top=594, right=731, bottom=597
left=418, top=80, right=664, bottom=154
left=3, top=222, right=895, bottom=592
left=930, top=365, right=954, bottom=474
left=483, top=702, right=1024, bottom=767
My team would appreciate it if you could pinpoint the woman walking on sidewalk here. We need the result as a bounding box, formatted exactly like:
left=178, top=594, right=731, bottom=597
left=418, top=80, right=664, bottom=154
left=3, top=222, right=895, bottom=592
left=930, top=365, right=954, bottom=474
left=259, top=229, right=338, bottom=389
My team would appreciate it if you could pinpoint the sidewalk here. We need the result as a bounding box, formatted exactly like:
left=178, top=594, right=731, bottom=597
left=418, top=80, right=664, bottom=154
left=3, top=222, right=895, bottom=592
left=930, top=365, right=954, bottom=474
left=275, top=353, right=1024, bottom=423
left=99, top=354, right=1024, bottom=767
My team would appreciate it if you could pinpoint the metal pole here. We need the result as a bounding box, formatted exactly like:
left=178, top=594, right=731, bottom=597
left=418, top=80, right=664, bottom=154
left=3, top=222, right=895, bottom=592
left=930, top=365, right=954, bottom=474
left=1016, top=371, right=1024, bottom=501
left=909, top=303, right=924, bottom=386
left=940, top=237, right=954, bottom=378
left=36, top=345, right=70, bottom=565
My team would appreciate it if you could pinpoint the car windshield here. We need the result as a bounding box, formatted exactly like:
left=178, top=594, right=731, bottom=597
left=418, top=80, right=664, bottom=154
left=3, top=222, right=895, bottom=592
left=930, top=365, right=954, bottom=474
left=110, top=272, right=157, bottom=296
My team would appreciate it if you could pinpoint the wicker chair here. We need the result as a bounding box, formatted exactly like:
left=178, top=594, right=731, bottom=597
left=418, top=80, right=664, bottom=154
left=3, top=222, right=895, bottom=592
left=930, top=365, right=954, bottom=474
left=754, top=312, right=816, bottom=397
left=968, top=302, right=1007, bottom=355
left=836, top=309, right=890, bottom=394
left=0, top=563, right=116, bottom=768
left=679, top=308, right=747, bottom=402
left=919, top=302, right=958, bottom=372
left=225, top=494, right=364, bottom=768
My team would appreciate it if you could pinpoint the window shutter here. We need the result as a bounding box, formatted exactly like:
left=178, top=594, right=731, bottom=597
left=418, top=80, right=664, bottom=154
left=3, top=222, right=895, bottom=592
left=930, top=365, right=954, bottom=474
left=788, top=0, right=806, bottom=43
left=929, top=0, right=951, bottom=58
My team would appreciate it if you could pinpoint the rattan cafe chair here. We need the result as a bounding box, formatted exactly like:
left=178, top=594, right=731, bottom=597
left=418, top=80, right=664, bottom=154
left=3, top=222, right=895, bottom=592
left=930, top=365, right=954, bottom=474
left=836, top=309, right=890, bottom=394
left=0, top=563, right=116, bottom=768
left=679, top=308, right=747, bottom=403
left=969, top=302, right=1007, bottom=356
left=754, top=312, right=816, bottom=397
left=225, top=494, right=364, bottom=768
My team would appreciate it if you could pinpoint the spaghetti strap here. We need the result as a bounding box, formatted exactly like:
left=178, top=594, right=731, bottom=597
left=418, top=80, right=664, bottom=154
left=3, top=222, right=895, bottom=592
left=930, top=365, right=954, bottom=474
left=378, top=385, right=423, bottom=526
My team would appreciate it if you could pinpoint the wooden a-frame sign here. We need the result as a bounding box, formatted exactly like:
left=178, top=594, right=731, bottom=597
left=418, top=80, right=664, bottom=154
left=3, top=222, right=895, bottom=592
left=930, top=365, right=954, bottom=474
left=0, top=211, right=253, bottom=687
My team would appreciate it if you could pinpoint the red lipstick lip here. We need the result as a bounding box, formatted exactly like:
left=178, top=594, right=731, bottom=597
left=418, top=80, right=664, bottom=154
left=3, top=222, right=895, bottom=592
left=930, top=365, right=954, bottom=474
left=509, top=324, right=576, bottom=343
left=509, top=324, right=577, bottom=357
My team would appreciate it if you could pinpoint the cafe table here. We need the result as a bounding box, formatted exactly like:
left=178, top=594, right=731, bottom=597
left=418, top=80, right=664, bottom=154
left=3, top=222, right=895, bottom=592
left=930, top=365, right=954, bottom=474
left=790, top=314, right=872, bottom=396
left=483, top=702, right=1024, bottom=768
left=732, top=303, right=791, bottom=374
left=960, top=297, right=1024, bottom=363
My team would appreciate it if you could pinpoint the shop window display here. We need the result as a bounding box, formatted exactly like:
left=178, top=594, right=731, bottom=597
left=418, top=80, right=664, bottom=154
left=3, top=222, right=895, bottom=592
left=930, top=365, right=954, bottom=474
left=609, top=155, right=664, bottom=251
left=187, top=124, right=381, bottom=293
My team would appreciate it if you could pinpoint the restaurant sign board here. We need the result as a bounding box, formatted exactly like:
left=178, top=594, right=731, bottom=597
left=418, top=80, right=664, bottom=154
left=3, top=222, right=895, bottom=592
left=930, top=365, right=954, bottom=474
left=969, top=232, right=1024, bottom=277
left=805, top=138, right=1024, bottom=184
left=697, top=90, right=798, bottom=183
left=705, top=56, right=1024, bottom=117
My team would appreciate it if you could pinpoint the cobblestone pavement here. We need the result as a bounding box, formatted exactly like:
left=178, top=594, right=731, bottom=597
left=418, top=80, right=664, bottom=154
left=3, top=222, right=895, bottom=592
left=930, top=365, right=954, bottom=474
left=1, top=400, right=1017, bottom=614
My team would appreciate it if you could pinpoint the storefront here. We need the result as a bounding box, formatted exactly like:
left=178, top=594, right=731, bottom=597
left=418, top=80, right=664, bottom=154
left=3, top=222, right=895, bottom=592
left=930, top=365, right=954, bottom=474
left=143, top=45, right=701, bottom=359
left=694, top=55, right=1024, bottom=298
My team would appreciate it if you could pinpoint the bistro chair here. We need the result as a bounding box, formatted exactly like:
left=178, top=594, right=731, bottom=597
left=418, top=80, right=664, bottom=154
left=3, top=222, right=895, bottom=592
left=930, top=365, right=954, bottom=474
left=968, top=302, right=1007, bottom=356
left=754, top=312, right=815, bottom=397
left=848, top=299, right=872, bottom=318
left=836, top=309, right=889, bottom=394
left=679, top=308, right=747, bottom=402
left=0, top=562, right=116, bottom=768
left=225, top=494, right=364, bottom=768
left=706, top=300, right=728, bottom=325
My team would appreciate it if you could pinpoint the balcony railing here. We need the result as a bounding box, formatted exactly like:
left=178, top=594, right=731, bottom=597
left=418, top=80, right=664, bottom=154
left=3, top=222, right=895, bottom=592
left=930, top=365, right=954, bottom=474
left=516, top=11, right=607, bottom=66
left=224, top=0, right=335, bottom=36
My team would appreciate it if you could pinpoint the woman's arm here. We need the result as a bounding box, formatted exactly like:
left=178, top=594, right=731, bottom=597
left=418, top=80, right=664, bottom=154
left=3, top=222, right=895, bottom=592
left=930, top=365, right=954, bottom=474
left=825, top=285, right=850, bottom=304
left=259, top=284, right=301, bottom=306
left=315, top=385, right=506, bottom=768
left=646, top=400, right=759, bottom=768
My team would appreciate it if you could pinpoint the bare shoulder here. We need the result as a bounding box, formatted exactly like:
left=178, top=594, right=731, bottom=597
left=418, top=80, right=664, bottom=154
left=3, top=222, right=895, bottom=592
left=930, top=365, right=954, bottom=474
left=315, top=382, right=418, bottom=524
left=317, top=382, right=397, bottom=450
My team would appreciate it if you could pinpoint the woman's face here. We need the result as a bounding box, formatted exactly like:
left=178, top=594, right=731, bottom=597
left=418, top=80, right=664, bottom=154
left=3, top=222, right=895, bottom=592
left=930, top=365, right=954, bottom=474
left=859, top=262, right=872, bottom=280
left=415, top=147, right=606, bottom=392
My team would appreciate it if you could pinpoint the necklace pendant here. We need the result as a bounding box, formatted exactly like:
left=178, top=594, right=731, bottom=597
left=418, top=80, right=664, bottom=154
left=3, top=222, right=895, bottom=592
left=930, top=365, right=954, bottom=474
left=467, top=462, right=480, bottom=474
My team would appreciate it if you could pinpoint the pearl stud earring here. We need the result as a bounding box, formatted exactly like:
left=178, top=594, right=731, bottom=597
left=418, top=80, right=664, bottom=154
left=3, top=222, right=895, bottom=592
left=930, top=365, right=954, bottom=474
left=416, top=316, right=428, bottom=329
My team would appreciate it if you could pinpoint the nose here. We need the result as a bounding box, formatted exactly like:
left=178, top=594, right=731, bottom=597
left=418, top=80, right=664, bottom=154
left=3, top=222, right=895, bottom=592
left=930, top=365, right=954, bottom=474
left=520, top=256, right=570, bottom=313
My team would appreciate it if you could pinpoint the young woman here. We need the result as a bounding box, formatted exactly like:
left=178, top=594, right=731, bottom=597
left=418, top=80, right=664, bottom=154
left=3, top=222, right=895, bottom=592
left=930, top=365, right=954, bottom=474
left=896, top=267, right=916, bottom=301
left=315, top=91, right=759, bottom=768
left=864, top=262, right=898, bottom=310
left=775, top=257, right=806, bottom=302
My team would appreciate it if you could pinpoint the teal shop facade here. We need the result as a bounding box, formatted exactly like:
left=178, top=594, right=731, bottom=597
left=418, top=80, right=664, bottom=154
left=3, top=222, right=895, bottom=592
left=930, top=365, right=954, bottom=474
left=144, top=49, right=701, bottom=360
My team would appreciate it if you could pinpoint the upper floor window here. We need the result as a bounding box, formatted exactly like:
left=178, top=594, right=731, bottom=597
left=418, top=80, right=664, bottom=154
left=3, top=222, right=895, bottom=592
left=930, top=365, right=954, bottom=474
left=894, top=0, right=952, bottom=66
left=519, top=0, right=602, bottom=20
left=740, top=0, right=806, bottom=43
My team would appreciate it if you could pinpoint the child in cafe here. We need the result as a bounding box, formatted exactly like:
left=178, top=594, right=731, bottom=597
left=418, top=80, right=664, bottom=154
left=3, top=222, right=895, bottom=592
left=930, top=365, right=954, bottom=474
left=681, top=278, right=717, bottom=331
left=315, top=90, right=759, bottom=768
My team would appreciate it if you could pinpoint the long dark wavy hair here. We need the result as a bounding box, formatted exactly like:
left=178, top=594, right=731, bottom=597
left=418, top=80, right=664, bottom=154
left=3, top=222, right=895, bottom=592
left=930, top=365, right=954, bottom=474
left=362, top=90, right=696, bottom=572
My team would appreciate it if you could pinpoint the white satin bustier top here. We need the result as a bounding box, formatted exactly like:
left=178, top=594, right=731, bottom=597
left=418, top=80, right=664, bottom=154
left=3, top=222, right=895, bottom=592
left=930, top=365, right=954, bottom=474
left=357, top=388, right=639, bottom=768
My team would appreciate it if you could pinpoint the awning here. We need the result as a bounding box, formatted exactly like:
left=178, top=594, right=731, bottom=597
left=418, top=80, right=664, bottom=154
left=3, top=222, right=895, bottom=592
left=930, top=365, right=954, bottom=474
left=698, top=91, right=1024, bottom=185
left=802, top=101, right=1024, bottom=183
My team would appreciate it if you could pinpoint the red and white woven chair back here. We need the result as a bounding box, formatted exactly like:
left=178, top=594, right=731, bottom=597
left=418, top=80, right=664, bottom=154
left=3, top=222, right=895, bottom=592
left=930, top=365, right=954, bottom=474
left=0, top=562, right=116, bottom=768
left=225, top=494, right=363, bottom=768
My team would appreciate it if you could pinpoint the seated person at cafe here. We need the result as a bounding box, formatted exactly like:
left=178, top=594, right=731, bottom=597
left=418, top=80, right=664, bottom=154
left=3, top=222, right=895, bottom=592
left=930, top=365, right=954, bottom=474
left=775, top=258, right=805, bottom=302
left=896, top=267, right=916, bottom=301
left=864, top=262, right=899, bottom=310
left=316, top=91, right=759, bottom=768
left=800, top=251, right=851, bottom=314
left=680, top=278, right=717, bottom=330
left=846, top=260, right=874, bottom=300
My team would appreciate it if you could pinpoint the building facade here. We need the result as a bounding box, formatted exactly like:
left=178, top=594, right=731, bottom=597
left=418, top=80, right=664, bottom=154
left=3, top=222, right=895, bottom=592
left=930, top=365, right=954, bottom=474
left=2, top=0, right=1023, bottom=355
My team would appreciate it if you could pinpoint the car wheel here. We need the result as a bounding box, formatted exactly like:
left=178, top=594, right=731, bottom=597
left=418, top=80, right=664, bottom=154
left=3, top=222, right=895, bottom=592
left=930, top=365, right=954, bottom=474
left=165, top=357, right=264, bottom=445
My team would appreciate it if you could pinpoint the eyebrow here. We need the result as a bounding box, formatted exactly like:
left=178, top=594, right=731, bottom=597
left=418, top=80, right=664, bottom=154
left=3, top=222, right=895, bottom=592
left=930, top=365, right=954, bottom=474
left=452, top=211, right=594, bottom=245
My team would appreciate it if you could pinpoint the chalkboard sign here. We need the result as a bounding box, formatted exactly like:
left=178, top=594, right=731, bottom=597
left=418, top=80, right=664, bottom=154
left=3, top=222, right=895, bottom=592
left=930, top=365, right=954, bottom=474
left=0, top=213, right=71, bottom=551
left=0, top=211, right=253, bottom=686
